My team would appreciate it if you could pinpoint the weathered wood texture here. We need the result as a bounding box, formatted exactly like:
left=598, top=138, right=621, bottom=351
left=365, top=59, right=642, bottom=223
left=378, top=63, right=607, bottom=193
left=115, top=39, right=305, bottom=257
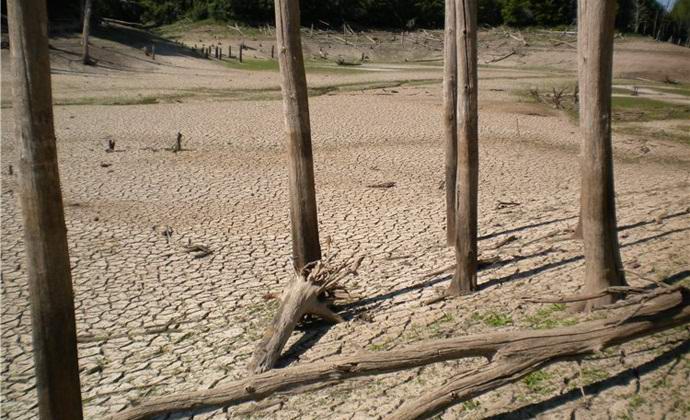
left=247, top=274, right=340, bottom=373
left=571, top=0, right=587, bottom=240
left=248, top=255, right=362, bottom=373
left=275, top=0, right=322, bottom=271
left=449, top=0, right=479, bottom=295
left=391, top=290, right=689, bottom=418
left=443, top=0, right=458, bottom=246
left=7, top=0, right=84, bottom=418
left=82, top=0, right=93, bottom=64
left=576, top=0, right=626, bottom=311
left=112, top=287, right=689, bottom=420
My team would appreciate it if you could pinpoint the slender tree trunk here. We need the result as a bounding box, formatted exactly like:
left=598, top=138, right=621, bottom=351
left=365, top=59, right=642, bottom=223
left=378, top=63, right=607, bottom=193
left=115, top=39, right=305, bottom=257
left=571, top=0, right=588, bottom=240
left=82, top=0, right=93, bottom=64
left=448, top=0, right=478, bottom=295
left=444, top=0, right=458, bottom=247
left=275, top=0, right=321, bottom=271
left=575, top=0, right=626, bottom=312
left=7, top=1, right=84, bottom=419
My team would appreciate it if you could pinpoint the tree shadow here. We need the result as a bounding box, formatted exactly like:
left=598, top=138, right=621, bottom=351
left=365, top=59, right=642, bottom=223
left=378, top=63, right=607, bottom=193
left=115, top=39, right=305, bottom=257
left=479, top=216, right=576, bottom=241
left=619, top=208, right=690, bottom=232
left=486, top=339, right=690, bottom=419
left=94, top=21, right=201, bottom=60
left=276, top=320, right=335, bottom=368
left=481, top=227, right=690, bottom=290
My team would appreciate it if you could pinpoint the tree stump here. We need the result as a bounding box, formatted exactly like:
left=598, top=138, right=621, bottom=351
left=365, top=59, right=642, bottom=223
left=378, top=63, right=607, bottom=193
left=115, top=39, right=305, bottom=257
left=248, top=254, right=363, bottom=373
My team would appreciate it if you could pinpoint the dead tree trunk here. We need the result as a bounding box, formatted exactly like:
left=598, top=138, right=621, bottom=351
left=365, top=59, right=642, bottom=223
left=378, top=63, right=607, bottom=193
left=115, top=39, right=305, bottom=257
left=113, top=287, right=690, bottom=420
left=449, top=0, right=479, bottom=295
left=7, top=0, right=84, bottom=418
left=443, top=0, right=458, bottom=246
left=575, top=0, right=626, bottom=311
left=572, top=0, right=588, bottom=240
left=275, top=0, right=321, bottom=271
left=248, top=255, right=362, bottom=373
left=246, top=0, right=330, bottom=375
left=81, top=0, right=93, bottom=65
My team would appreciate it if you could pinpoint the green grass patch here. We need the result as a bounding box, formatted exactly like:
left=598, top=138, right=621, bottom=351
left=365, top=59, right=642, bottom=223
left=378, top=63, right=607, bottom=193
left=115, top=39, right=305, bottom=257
left=611, top=96, right=690, bottom=122
left=462, top=400, right=481, bottom=411
left=223, top=57, right=367, bottom=75
left=522, top=370, right=554, bottom=394
left=53, top=93, right=193, bottom=107
left=525, top=303, right=578, bottom=329
left=472, top=311, right=513, bottom=327
left=580, top=367, right=609, bottom=385
left=224, top=58, right=280, bottom=72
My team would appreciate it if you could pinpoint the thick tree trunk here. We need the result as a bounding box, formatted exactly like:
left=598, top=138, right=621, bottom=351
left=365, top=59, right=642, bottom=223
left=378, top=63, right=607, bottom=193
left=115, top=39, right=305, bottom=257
left=444, top=0, right=458, bottom=246
left=113, top=287, right=689, bottom=420
left=82, top=0, right=93, bottom=64
left=7, top=1, right=84, bottom=419
left=449, top=0, right=479, bottom=295
left=576, top=0, right=626, bottom=311
left=275, top=0, right=321, bottom=271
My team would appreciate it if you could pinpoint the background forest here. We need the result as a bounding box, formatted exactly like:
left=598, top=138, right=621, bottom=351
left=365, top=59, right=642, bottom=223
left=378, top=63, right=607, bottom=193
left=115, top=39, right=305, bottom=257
left=32, top=0, right=690, bottom=46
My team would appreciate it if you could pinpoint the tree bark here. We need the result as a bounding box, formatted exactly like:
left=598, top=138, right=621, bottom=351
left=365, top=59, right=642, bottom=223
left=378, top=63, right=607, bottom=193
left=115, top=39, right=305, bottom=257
left=391, top=292, right=689, bottom=419
left=572, top=0, right=587, bottom=240
left=7, top=1, right=84, bottom=419
left=444, top=0, right=458, bottom=247
left=82, top=0, right=93, bottom=64
left=247, top=273, right=343, bottom=373
left=275, top=0, right=322, bottom=271
left=449, top=0, right=479, bottom=295
left=112, top=287, right=690, bottom=420
left=575, top=0, right=626, bottom=311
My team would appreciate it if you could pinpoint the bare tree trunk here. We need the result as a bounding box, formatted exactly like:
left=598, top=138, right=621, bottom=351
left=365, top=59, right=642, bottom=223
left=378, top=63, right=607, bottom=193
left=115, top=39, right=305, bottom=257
left=7, top=1, right=84, bottom=419
left=82, top=0, right=93, bottom=64
left=444, top=0, right=458, bottom=247
left=275, top=0, right=322, bottom=271
left=575, top=0, right=626, bottom=312
left=449, top=0, right=479, bottom=295
left=572, top=0, right=588, bottom=240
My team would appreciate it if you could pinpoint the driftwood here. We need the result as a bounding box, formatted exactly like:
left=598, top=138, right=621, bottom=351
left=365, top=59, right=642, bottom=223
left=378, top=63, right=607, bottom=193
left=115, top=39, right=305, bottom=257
left=484, top=49, right=516, bottom=64
left=391, top=287, right=689, bottom=419
left=247, top=253, right=364, bottom=373
left=112, top=287, right=689, bottom=420
left=366, top=181, right=396, bottom=189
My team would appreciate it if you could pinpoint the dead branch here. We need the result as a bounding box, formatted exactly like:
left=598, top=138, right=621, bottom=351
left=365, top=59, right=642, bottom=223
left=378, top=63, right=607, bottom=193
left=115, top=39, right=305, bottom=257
left=484, top=49, right=516, bottom=64
left=366, top=181, right=396, bottom=189
left=390, top=287, right=690, bottom=419
left=112, top=287, right=689, bottom=420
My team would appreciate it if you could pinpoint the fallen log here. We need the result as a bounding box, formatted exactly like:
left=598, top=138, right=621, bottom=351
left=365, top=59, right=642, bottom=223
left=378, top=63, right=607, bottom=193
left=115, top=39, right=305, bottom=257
left=391, top=287, right=690, bottom=419
left=112, top=286, right=689, bottom=420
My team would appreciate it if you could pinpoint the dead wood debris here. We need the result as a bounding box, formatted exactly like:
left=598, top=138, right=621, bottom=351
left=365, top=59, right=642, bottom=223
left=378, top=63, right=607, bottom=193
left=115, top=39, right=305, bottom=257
left=112, top=286, right=690, bottom=420
left=183, top=244, right=213, bottom=259
left=367, top=181, right=396, bottom=189
left=247, top=248, right=364, bottom=373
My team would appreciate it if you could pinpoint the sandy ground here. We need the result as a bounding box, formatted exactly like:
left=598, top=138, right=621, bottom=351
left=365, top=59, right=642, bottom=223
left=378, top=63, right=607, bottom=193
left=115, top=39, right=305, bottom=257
left=1, top=24, right=690, bottom=419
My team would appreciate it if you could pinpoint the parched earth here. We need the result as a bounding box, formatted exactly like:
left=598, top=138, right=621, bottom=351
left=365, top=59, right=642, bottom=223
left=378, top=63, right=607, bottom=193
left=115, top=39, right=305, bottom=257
left=1, top=24, right=689, bottom=419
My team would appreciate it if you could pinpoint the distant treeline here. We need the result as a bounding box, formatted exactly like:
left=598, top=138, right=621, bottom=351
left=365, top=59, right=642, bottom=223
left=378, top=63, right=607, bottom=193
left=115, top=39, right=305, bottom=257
left=45, top=0, right=690, bottom=44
